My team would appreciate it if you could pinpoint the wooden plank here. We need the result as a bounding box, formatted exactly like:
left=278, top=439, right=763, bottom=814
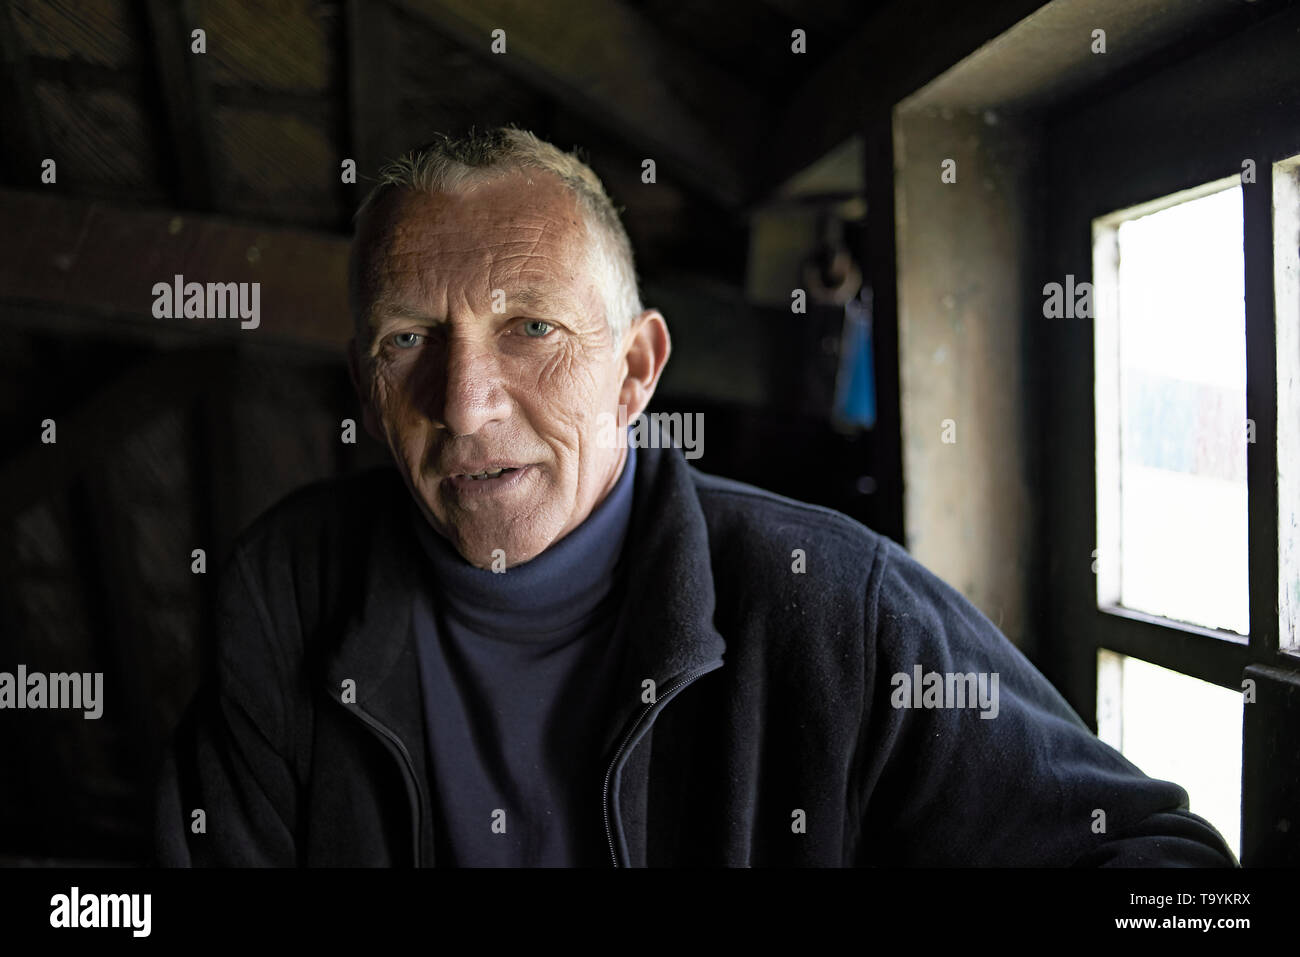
left=6, top=0, right=137, bottom=67
left=345, top=0, right=405, bottom=190
left=141, top=0, right=221, bottom=210
left=212, top=104, right=341, bottom=227
left=0, top=0, right=48, bottom=187
left=25, top=52, right=140, bottom=93
left=387, top=0, right=758, bottom=207
left=29, top=74, right=160, bottom=191
left=201, top=0, right=333, bottom=93
left=0, top=188, right=352, bottom=349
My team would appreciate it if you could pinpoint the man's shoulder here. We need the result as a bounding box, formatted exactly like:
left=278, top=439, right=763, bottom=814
left=684, top=464, right=900, bottom=592
left=214, top=467, right=413, bottom=651
left=681, top=462, right=964, bottom=616
left=689, top=465, right=888, bottom=554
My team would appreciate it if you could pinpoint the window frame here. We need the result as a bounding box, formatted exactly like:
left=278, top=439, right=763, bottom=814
left=1041, top=6, right=1300, bottom=860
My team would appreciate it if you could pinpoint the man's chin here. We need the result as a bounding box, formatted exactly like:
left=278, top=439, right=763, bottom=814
left=454, top=534, right=552, bottom=570
left=412, top=484, right=562, bottom=568
left=427, top=510, right=558, bottom=568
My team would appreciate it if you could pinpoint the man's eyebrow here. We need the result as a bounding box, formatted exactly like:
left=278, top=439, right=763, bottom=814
left=509, top=287, right=578, bottom=314
left=364, top=288, right=578, bottom=329
left=366, top=300, right=437, bottom=328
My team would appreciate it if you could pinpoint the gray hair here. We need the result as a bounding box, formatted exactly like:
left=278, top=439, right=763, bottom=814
left=354, top=126, right=643, bottom=345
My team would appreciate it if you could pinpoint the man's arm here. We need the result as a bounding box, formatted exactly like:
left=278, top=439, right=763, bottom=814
left=153, top=545, right=299, bottom=866
left=855, top=540, right=1237, bottom=867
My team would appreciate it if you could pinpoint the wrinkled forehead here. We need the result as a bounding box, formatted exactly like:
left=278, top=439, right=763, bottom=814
left=348, top=176, right=598, bottom=327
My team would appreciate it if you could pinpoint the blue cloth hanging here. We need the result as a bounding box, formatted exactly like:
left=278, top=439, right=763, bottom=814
left=832, top=287, right=876, bottom=429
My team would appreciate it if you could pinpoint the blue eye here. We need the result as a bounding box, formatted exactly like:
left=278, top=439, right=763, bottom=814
left=522, top=320, right=552, bottom=338
left=392, top=332, right=423, bottom=349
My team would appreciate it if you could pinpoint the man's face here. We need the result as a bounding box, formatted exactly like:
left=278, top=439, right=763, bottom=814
left=349, top=172, right=660, bottom=569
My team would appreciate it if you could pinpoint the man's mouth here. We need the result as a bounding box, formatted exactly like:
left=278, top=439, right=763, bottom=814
left=442, top=463, right=534, bottom=493
left=465, top=466, right=520, bottom=480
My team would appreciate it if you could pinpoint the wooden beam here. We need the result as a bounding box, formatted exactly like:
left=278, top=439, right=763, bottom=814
left=141, top=0, right=221, bottom=210
left=0, top=188, right=352, bottom=350
left=385, top=0, right=759, bottom=207
left=0, top=0, right=48, bottom=187
left=757, top=0, right=1048, bottom=198
left=346, top=0, right=406, bottom=196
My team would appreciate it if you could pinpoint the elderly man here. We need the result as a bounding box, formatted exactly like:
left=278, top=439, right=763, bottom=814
left=155, top=127, right=1234, bottom=867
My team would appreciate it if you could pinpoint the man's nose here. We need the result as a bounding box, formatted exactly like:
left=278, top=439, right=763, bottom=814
left=425, top=335, right=511, bottom=436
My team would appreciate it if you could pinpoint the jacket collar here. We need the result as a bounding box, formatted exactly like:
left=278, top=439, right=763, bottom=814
left=597, top=443, right=727, bottom=756
left=325, top=444, right=726, bottom=699
left=321, top=443, right=728, bottom=862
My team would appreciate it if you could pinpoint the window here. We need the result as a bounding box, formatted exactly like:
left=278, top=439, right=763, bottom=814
left=1097, top=649, right=1243, bottom=859
left=1093, top=180, right=1250, bottom=637
left=1080, top=158, right=1300, bottom=862
left=1044, top=5, right=1300, bottom=864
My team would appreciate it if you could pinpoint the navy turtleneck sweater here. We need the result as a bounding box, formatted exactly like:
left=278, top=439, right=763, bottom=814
left=409, top=444, right=637, bottom=867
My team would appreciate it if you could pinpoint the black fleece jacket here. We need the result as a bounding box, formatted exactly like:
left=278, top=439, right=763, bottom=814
left=154, top=444, right=1236, bottom=866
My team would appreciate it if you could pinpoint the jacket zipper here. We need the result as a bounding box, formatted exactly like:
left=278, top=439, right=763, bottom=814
left=602, top=664, right=720, bottom=867
left=332, top=695, right=425, bottom=867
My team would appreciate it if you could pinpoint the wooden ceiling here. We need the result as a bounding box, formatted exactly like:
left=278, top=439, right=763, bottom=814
left=0, top=0, right=890, bottom=254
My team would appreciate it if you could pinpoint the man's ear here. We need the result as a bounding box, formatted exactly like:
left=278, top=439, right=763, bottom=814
left=618, top=308, right=671, bottom=420
left=346, top=337, right=384, bottom=441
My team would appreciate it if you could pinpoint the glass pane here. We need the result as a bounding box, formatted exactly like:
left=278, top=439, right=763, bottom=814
left=1097, top=650, right=1241, bottom=860
left=1275, top=156, right=1300, bottom=654
left=1094, top=182, right=1249, bottom=635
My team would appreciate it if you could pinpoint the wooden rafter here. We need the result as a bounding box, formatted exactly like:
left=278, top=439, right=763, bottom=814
left=0, top=0, right=48, bottom=187
left=386, top=0, right=760, bottom=207
left=141, top=0, right=221, bottom=210
left=0, top=188, right=352, bottom=349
